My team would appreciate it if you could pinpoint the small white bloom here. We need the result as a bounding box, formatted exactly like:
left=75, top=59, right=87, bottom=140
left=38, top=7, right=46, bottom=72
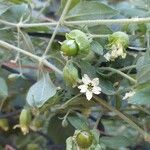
left=116, top=46, right=124, bottom=56
left=78, top=74, right=101, bottom=100
left=123, top=91, right=135, bottom=100
left=104, top=52, right=111, bottom=61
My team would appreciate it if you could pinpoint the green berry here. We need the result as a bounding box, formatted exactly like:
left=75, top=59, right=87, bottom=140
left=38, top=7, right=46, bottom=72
left=76, top=131, right=93, bottom=149
left=61, top=40, right=78, bottom=56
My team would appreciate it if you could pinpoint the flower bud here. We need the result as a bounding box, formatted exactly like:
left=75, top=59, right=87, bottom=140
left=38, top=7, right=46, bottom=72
left=109, top=31, right=129, bottom=48
left=0, top=118, right=9, bottom=131
left=19, top=108, right=31, bottom=135
left=63, top=62, right=80, bottom=87
left=107, top=32, right=129, bottom=61
left=8, top=73, right=21, bottom=81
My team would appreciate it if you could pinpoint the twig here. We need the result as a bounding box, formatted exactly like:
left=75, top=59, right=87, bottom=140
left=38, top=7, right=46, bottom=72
left=0, top=19, right=57, bottom=28
left=0, top=40, right=63, bottom=75
left=64, top=17, right=150, bottom=26
left=99, top=67, right=137, bottom=84
left=101, top=65, right=136, bottom=77
left=1, top=17, right=150, bottom=28
left=43, top=0, right=73, bottom=56
left=93, top=95, right=150, bottom=141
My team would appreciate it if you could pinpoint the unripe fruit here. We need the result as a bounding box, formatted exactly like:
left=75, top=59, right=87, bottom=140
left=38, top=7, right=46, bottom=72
left=61, top=40, right=78, bottom=56
left=76, top=131, right=93, bottom=149
left=19, top=108, right=31, bottom=135
left=63, top=62, right=79, bottom=87
left=0, top=118, right=9, bottom=131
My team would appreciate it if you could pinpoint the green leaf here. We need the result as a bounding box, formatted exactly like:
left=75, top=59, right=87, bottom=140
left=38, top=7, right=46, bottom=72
left=66, top=137, right=77, bottom=150
left=65, top=1, right=118, bottom=21
left=101, top=136, right=131, bottom=149
left=20, top=31, right=35, bottom=54
left=91, top=41, right=103, bottom=56
left=99, top=78, right=115, bottom=95
left=48, top=116, right=74, bottom=144
left=7, top=0, right=31, bottom=4
left=58, top=0, right=80, bottom=15
left=80, top=61, right=96, bottom=78
left=0, top=3, right=11, bottom=16
left=68, top=114, right=89, bottom=130
left=91, top=129, right=100, bottom=144
left=94, top=144, right=106, bottom=150
left=88, top=25, right=112, bottom=35
left=0, top=77, right=8, bottom=99
left=0, top=30, right=15, bottom=42
left=26, top=73, right=57, bottom=107
left=137, top=64, right=150, bottom=84
left=1, top=4, right=30, bottom=22
left=128, top=83, right=150, bottom=105
left=136, top=49, right=150, bottom=83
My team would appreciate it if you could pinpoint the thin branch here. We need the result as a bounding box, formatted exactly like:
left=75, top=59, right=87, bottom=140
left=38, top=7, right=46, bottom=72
left=0, top=40, right=63, bottom=75
left=1, top=17, right=150, bottom=29
left=64, top=17, right=150, bottom=26
left=99, top=67, right=137, bottom=84
left=93, top=95, right=150, bottom=141
left=0, top=19, right=57, bottom=28
left=102, top=65, right=136, bottom=77
left=43, top=0, right=72, bottom=56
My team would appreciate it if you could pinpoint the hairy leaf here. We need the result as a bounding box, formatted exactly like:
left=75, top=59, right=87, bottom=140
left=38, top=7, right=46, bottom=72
left=26, top=73, right=56, bottom=107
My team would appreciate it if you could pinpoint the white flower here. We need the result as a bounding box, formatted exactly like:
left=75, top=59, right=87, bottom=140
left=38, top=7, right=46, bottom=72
left=123, top=91, right=135, bottom=100
left=78, top=74, right=101, bottom=100
left=104, top=52, right=111, bottom=61
left=105, top=43, right=127, bottom=62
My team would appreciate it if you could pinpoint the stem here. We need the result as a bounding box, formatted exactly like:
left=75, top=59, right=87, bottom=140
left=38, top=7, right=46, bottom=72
left=119, top=65, right=136, bottom=71
left=100, top=67, right=137, bottom=84
left=0, top=40, right=63, bottom=75
left=1, top=17, right=150, bottom=29
left=103, top=65, right=136, bottom=77
left=136, top=106, right=150, bottom=116
left=43, top=0, right=72, bottom=56
left=60, top=93, right=82, bottom=109
left=64, top=17, right=150, bottom=26
left=93, top=95, right=150, bottom=140
left=0, top=19, right=57, bottom=28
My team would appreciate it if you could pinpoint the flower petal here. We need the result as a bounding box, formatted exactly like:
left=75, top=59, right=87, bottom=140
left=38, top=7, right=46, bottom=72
left=104, top=53, right=111, bottom=61
left=86, top=90, right=93, bottom=100
left=92, top=78, right=99, bottom=86
left=82, top=74, right=91, bottom=84
left=78, top=85, right=87, bottom=93
left=123, top=91, right=135, bottom=100
left=92, top=86, right=101, bottom=95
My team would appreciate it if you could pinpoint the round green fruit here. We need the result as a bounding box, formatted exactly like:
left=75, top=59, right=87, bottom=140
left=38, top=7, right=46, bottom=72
left=61, top=40, right=78, bottom=56
left=76, top=131, right=93, bottom=149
